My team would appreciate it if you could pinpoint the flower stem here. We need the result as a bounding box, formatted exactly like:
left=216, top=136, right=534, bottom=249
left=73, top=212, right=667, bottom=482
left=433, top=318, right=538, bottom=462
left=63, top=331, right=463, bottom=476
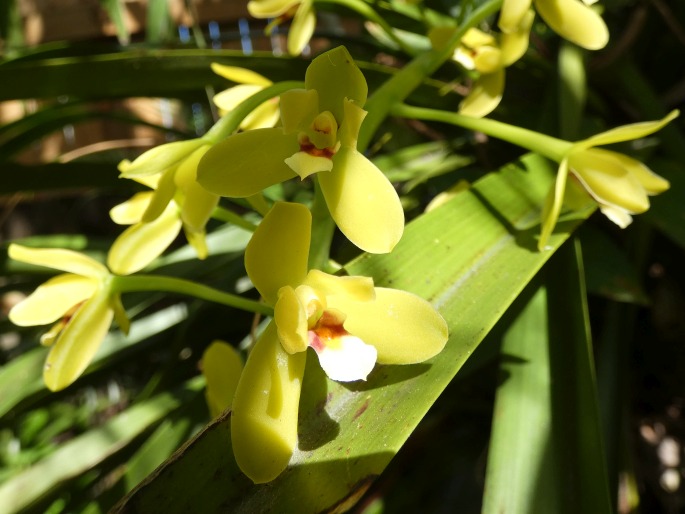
left=308, top=178, right=337, bottom=273
left=212, top=206, right=258, bottom=232
left=111, top=275, right=273, bottom=317
left=358, top=0, right=503, bottom=151
left=390, top=103, right=572, bottom=161
left=204, top=81, right=304, bottom=143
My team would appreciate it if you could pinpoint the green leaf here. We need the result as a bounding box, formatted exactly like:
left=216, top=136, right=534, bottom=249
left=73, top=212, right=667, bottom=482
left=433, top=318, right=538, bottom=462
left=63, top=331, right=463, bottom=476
left=112, top=153, right=593, bottom=512
left=99, top=0, right=130, bottom=45
left=0, top=377, right=203, bottom=514
left=482, top=240, right=612, bottom=513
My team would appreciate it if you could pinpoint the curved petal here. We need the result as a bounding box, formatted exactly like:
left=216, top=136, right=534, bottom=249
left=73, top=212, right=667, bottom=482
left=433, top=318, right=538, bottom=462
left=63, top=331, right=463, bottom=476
left=210, top=63, right=272, bottom=86
left=338, top=99, right=366, bottom=149
left=459, top=70, right=505, bottom=118
left=538, top=159, right=569, bottom=251
left=43, top=291, right=114, bottom=391
left=500, top=9, right=535, bottom=66
left=202, top=340, right=244, bottom=418
left=241, top=101, right=281, bottom=131
left=576, top=110, right=679, bottom=150
left=245, top=202, right=311, bottom=304
left=280, top=89, right=319, bottom=134
left=247, top=0, right=300, bottom=17
left=313, top=334, right=377, bottom=382
left=599, top=204, right=633, bottom=228
left=8, top=244, right=108, bottom=278
left=499, top=0, right=533, bottom=33
left=535, top=0, right=609, bottom=50
left=615, top=154, right=669, bottom=195
left=174, top=145, right=219, bottom=232
left=274, top=286, right=309, bottom=354
left=184, top=226, right=209, bottom=260
left=107, top=205, right=182, bottom=275
left=305, top=46, right=368, bottom=123
left=119, top=139, right=207, bottom=178
left=110, top=192, right=154, bottom=225
left=9, top=274, right=97, bottom=326
left=569, top=149, right=649, bottom=214
left=287, top=1, right=316, bottom=56
left=142, top=167, right=177, bottom=223
left=473, top=46, right=502, bottom=74
left=327, top=287, right=448, bottom=365
left=197, top=128, right=299, bottom=198
left=213, top=84, right=263, bottom=112
left=231, top=322, right=307, bottom=484
left=303, top=270, right=375, bottom=302
left=320, top=147, right=404, bottom=253
left=284, top=151, right=333, bottom=179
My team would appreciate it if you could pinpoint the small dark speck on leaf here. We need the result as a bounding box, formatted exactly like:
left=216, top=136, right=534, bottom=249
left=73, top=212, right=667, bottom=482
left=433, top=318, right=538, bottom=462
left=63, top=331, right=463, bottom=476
left=353, top=399, right=370, bottom=420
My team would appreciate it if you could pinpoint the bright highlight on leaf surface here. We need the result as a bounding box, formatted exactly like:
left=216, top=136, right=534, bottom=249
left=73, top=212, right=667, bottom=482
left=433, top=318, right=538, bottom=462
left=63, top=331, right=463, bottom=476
left=198, top=46, right=404, bottom=254
left=499, top=0, right=609, bottom=50
left=539, top=110, right=679, bottom=250
left=231, top=201, right=448, bottom=483
left=8, top=245, right=130, bottom=392
left=110, top=140, right=218, bottom=274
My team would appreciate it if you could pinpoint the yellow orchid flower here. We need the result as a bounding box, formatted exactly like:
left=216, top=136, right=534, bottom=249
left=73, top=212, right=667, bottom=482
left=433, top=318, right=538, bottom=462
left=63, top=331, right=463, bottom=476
left=198, top=46, right=404, bottom=254
left=201, top=340, right=244, bottom=418
left=499, top=0, right=609, bottom=50
left=231, top=202, right=448, bottom=483
left=430, top=12, right=534, bottom=118
left=247, top=0, right=316, bottom=56
left=539, top=110, right=679, bottom=250
left=109, top=140, right=219, bottom=275
left=7, top=245, right=130, bottom=392
left=211, top=64, right=280, bottom=130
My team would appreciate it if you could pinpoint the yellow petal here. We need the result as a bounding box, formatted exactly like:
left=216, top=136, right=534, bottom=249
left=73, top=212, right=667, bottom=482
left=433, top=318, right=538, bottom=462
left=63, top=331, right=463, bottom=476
left=321, top=149, right=404, bottom=254
left=8, top=244, right=109, bottom=278
left=538, top=158, right=570, bottom=251
left=202, top=340, right=244, bottom=418
left=247, top=0, right=300, bottom=17
left=287, top=1, right=316, bottom=56
left=577, top=110, right=679, bottom=151
left=214, top=84, right=281, bottom=129
left=459, top=70, right=505, bottom=118
left=615, top=155, right=669, bottom=195
left=280, top=89, right=319, bottom=134
left=110, top=192, right=154, bottom=225
left=274, top=286, right=309, bottom=354
left=327, top=287, right=448, bottom=365
left=535, top=0, right=609, bottom=50
left=313, top=333, right=377, bottom=382
left=174, top=145, right=218, bottom=232
left=569, top=149, right=650, bottom=214
left=599, top=204, right=633, bottom=228
left=231, top=322, right=306, bottom=484
left=142, top=167, right=177, bottom=223
left=184, top=226, right=209, bottom=260
left=499, top=0, right=534, bottom=33
left=284, top=151, right=333, bottom=179
left=213, top=84, right=264, bottom=112
left=303, top=270, right=375, bottom=302
left=197, top=128, right=299, bottom=198
left=210, top=63, right=272, bottom=86
left=500, top=9, right=535, bottom=66
left=245, top=202, right=311, bottom=305
left=473, top=46, right=502, bottom=74
left=43, top=291, right=114, bottom=391
left=107, top=204, right=182, bottom=275
left=119, top=139, right=207, bottom=178
left=241, top=101, right=281, bottom=131
left=9, top=274, right=97, bottom=326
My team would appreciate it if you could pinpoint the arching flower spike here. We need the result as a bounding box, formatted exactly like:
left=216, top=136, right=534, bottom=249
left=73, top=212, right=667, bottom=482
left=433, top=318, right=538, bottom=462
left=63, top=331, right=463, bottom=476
left=231, top=202, right=448, bottom=483
left=8, top=245, right=130, bottom=391
left=198, top=46, right=404, bottom=254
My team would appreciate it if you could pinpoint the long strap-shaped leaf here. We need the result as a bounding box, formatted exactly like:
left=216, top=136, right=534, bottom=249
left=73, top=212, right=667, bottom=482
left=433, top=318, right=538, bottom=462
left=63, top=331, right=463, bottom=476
left=482, top=240, right=612, bottom=513
left=112, top=153, right=592, bottom=513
